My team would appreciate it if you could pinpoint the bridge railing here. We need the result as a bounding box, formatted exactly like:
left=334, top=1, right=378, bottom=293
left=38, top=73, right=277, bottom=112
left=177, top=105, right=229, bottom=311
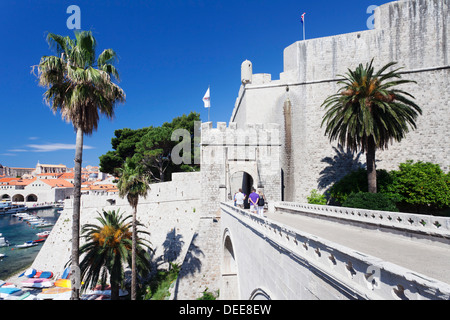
left=274, top=202, right=450, bottom=242
left=221, top=202, right=450, bottom=300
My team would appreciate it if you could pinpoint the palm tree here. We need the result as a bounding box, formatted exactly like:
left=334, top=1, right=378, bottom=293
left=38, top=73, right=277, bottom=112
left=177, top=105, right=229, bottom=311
left=36, top=31, right=126, bottom=299
left=117, top=157, right=150, bottom=300
left=79, top=209, right=152, bottom=300
left=321, top=59, right=422, bottom=193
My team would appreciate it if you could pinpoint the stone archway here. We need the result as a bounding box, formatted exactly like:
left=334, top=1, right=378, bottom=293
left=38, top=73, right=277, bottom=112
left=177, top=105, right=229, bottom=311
left=230, top=171, right=254, bottom=209
left=221, top=229, right=239, bottom=299
left=26, top=194, right=38, bottom=202
left=1, top=194, right=11, bottom=201
left=12, top=194, right=24, bottom=202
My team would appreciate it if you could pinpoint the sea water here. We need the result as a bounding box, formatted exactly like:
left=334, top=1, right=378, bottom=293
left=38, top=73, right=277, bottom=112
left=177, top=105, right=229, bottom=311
left=0, top=208, right=60, bottom=279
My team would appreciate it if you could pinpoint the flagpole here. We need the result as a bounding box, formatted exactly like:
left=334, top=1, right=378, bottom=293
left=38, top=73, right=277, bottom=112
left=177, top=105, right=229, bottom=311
left=208, top=85, right=210, bottom=122
left=303, top=14, right=306, bottom=40
left=303, top=17, right=305, bottom=40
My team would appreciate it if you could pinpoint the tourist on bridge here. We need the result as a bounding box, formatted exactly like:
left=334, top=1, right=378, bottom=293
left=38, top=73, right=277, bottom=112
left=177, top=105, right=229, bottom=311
left=248, top=188, right=259, bottom=214
left=234, top=189, right=246, bottom=209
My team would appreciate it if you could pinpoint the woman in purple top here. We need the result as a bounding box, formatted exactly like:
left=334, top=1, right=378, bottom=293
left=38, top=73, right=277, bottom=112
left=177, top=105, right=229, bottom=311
left=248, top=188, right=259, bottom=213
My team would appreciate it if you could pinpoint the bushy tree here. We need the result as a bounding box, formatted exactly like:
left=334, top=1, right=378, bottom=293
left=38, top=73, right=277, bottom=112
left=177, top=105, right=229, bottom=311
left=99, top=112, right=200, bottom=180
left=385, top=161, right=450, bottom=214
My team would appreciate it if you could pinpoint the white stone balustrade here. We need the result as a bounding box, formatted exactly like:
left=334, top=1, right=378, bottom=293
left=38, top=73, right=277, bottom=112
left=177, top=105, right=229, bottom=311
left=275, top=202, right=450, bottom=243
left=220, top=202, right=450, bottom=300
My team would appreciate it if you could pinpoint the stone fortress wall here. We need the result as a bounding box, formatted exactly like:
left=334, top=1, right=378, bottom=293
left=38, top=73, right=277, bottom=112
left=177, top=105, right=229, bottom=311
left=230, top=0, right=449, bottom=202
left=32, top=172, right=202, bottom=279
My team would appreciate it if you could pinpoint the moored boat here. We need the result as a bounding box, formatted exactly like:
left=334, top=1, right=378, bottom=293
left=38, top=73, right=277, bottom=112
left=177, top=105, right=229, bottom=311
left=0, top=233, right=9, bottom=247
left=16, top=241, right=38, bottom=249
left=36, top=230, right=51, bottom=238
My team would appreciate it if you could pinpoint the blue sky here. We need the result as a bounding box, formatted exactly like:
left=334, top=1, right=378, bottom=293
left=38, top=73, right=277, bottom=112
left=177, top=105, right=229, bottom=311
left=0, top=0, right=392, bottom=169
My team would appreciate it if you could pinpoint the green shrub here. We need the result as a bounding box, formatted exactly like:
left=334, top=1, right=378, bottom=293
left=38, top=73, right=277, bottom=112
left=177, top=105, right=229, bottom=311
left=342, top=192, right=398, bottom=212
left=197, top=288, right=218, bottom=300
left=143, top=263, right=180, bottom=300
left=385, top=161, right=450, bottom=214
left=328, top=168, right=393, bottom=204
left=307, top=189, right=327, bottom=205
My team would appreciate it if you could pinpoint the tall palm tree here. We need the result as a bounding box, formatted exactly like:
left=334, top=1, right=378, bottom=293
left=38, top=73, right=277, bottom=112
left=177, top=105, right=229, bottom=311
left=79, top=209, right=152, bottom=300
left=36, top=31, right=126, bottom=299
left=117, top=157, right=150, bottom=300
left=321, top=59, right=422, bottom=193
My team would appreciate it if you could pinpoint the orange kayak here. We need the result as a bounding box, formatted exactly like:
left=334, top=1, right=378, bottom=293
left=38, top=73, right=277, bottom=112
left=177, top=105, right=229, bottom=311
left=54, top=279, right=71, bottom=288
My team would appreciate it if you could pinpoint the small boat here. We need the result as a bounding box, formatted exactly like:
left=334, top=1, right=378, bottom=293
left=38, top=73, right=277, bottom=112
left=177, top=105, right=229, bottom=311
left=37, top=230, right=51, bottom=238
left=35, top=222, right=53, bottom=228
left=34, top=271, right=53, bottom=279
left=0, top=233, right=10, bottom=247
left=54, top=278, right=71, bottom=288
left=16, top=241, right=38, bottom=249
left=21, top=278, right=54, bottom=289
left=37, top=287, right=71, bottom=300
left=83, top=285, right=128, bottom=297
left=3, top=291, right=34, bottom=300
left=0, top=281, right=15, bottom=288
left=32, top=238, right=45, bottom=244
left=0, top=253, right=5, bottom=259
left=19, top=268, right=37, bottom=278
left=0, top=287, right=21, bottom=298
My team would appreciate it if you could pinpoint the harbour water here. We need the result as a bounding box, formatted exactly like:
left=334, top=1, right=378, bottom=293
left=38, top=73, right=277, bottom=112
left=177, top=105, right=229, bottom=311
left=0, top=208, right=60, bottom=280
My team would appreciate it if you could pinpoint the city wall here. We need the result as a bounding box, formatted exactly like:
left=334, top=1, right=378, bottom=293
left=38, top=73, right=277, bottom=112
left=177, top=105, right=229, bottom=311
left=32, top=172, right=202, bottom=281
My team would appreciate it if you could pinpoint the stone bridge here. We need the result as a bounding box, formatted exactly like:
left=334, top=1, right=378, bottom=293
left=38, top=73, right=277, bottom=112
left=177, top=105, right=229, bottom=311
left=219, top=202, right=450, bottom=300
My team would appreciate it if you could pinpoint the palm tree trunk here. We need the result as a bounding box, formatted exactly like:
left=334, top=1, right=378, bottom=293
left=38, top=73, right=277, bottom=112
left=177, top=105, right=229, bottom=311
left=71, top=127, right=83, bottom=300
left=131, top=205, right=137, bottom=300
left=366, top=137, right=377, bottom=193
left=111, top=261, right=120, bottom=300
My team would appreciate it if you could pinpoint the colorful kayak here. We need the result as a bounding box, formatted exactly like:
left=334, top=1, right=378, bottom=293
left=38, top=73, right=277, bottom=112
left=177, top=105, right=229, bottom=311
left=4, top=291, right=32, bottom=300
left=19, top=268, right=37, bottom=278
left=37, top=287, right=71, bottom=300
left=0, top=287, right=21, bottom=298
left=21, top=278, right=54, bottom=288
left=61, top=266, right=71, bottom=279
left=54, top=278, right=71, bottom=288
left=84, top=285, right=128, bottom=297
left=35, top=271, right=53, bottom=279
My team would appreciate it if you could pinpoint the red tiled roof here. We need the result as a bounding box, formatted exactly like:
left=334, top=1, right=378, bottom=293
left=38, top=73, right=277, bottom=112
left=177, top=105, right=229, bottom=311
left=41, top=179, right=74, bottom=188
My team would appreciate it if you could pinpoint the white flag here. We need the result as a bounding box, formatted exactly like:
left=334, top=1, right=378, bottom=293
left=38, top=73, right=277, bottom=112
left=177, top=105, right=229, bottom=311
left=203, top=87, right=210, bottom=108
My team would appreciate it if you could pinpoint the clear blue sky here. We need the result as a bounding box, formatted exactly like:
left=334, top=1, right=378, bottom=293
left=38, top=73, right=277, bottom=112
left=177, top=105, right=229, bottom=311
left=0, top=0, right=392, bottom=169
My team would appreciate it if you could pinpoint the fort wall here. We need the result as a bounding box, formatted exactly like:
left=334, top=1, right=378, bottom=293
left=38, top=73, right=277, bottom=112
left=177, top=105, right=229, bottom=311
left=230, top=0, right=449, bottom=202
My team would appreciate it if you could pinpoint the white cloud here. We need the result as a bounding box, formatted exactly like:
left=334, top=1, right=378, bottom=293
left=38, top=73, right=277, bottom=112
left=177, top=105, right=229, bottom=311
left=26, top=143, right=95, bottom=152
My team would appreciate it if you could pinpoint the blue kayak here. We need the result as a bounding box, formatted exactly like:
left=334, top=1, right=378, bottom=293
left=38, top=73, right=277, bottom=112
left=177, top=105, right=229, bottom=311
left=0, top=287, right=21, bottom=298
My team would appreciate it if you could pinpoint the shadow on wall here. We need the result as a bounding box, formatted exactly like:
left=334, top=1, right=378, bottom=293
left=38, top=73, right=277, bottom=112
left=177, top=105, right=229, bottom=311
left=171, top=233, right=204, bottom=299
left=318, top=145, right=364, bottom=198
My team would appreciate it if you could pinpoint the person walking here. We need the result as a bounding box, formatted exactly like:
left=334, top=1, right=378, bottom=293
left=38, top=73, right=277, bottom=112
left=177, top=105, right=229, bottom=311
left=248, top=188, right=259, bottom=213
left=257, top=190, right=266, bottom=217
left=234, top=188, right=246, bottom=209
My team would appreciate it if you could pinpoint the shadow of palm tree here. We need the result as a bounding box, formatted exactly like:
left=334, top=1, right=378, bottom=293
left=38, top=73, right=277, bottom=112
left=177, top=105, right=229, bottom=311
left=172, top=232, right=204, bottom=299
left=318, top=145, right=364, bottom=192
left=162, top=228, right=185, bottom=268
